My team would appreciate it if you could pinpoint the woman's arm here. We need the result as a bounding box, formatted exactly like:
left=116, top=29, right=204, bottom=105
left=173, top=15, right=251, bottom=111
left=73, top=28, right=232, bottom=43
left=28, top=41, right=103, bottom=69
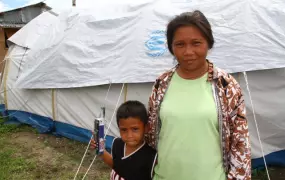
left=227, top=84, right=251, bottom=180
left=145, top=79, right=159, bottom=149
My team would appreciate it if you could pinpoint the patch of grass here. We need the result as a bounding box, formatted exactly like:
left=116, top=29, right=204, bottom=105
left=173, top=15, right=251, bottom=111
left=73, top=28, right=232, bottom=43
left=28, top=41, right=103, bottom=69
left=252, top=167, right=276, bottom=180
left=0, top=118, right=38, bottom=134
left=0, top=123, right=20, bottom=134
left=0, top=117, right=110, bottom=180
left=0, top=149, right=36, bottom=180
left=0, top=117, right=4, bottom=123
left=0, top=127, right=36, bottom=180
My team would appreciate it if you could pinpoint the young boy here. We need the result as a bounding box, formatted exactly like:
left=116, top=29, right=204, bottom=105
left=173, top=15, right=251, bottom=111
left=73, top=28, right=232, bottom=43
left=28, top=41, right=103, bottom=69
left=91, top=100, right=157, bottom=180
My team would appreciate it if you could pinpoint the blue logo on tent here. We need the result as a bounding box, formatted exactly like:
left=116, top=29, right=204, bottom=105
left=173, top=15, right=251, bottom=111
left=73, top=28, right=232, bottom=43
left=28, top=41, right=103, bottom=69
left=145, top=30, right=167, bottom=57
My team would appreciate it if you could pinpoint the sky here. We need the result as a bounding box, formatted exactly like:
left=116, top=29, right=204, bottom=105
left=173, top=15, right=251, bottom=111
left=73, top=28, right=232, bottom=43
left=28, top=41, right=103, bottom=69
left=0, top=0, right=79, bottom=12
left=0, top=0, right=137, bottom=12
left=0, top=0, right=29, bottom=11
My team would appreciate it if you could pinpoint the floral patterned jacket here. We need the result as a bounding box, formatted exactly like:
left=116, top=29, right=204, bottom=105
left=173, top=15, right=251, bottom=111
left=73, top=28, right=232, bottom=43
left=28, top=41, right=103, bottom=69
left=145, top=61, right=251, bottom=180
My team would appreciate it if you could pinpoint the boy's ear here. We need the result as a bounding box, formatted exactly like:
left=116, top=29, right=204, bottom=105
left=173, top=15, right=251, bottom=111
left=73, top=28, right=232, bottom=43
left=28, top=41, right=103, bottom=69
left=144, top=123, right=150, bottom=133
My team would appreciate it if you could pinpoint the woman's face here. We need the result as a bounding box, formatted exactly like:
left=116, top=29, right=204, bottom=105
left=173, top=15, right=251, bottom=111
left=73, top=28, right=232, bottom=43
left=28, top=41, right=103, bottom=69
left=172, top=25, right=209, bottom=72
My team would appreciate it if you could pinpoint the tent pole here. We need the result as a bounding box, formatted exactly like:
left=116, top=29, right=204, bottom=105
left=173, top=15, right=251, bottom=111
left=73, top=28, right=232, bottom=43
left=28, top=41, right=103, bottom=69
left=124, top=84, right=128, bottom=102
left=0, top=58, right=7, bottom=85
left=3, top=57, right=10, bottom=109
left=51, top=89, right=56, bottom=120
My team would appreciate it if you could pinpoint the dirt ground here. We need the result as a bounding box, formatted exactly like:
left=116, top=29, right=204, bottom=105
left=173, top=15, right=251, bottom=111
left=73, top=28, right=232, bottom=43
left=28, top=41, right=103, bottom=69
left=1, top=123, right=285, bottom=180
left=0, top=124, right=110, bottom=180
left=16, top=132, right=110, bottom=179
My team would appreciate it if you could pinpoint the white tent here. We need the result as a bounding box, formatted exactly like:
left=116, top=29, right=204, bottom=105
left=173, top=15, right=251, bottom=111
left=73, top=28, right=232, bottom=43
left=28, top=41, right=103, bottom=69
left=1, top=0, right=285, bottom=169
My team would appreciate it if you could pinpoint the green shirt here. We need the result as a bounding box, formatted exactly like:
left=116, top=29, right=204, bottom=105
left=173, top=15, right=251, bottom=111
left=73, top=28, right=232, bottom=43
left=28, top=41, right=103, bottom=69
left=153, top=72, right=226, bottom=180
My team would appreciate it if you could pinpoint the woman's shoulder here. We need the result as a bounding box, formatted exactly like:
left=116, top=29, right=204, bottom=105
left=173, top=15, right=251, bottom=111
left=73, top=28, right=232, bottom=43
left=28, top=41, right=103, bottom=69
left=215, top=67, right=241, bottom=91
left=149, top=67, right=176, bottom=91
left=156, top=66, right=177, bottom=81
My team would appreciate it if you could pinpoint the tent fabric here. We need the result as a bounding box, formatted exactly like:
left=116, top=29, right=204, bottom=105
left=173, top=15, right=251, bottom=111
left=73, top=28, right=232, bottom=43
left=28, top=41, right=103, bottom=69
left=234, top=68, right=285, bottom=159
left=1, top=45, right=153, bottom=137
left=4, top=110, right=54, bottom=133
left=252, top=150, right=285, bottom=169
left=7, top=0, right=285, bottom=89
left=8, top=10, right=58, bottom=48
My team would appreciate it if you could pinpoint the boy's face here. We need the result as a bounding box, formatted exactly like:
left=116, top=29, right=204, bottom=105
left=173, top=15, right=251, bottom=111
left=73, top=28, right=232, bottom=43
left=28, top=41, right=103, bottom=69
left=118, top=117, right=146, bottom=148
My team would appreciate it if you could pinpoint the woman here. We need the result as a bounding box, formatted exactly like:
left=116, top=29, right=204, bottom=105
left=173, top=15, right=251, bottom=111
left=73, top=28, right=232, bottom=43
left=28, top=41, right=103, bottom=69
left=146, top=10, right=251, bottom=180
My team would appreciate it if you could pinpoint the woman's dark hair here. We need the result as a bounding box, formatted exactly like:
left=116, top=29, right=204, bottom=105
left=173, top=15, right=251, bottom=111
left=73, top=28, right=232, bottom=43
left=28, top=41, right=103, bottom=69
left=166, top=10, right=214, bottom=54
left=116, top=100, right=148, bottom=126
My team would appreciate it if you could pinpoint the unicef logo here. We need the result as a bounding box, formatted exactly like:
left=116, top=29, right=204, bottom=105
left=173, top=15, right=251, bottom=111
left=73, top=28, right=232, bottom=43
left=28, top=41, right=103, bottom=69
left=145, top=30, right=167, bottom=57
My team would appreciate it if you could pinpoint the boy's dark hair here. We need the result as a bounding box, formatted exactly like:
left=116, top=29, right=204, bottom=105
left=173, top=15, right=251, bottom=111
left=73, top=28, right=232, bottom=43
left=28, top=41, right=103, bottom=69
left=166, top=10, right=214, bottom=54
left=116, top=100, right=148, bottom=126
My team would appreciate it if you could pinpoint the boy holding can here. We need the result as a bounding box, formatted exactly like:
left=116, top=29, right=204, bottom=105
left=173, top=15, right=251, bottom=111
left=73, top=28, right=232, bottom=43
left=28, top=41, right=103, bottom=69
left=91, top=100, right=157, bottom=180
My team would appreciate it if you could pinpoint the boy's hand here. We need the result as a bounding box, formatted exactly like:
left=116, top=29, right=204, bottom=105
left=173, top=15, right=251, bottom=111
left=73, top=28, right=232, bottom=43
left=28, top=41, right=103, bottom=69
left=90, top=131, right=97, bottom=149
left=90, top=131, right=105, bottom=151
left=89, top=131, right=113, bottom=168
left=90, top=138, right=97, bottom=149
